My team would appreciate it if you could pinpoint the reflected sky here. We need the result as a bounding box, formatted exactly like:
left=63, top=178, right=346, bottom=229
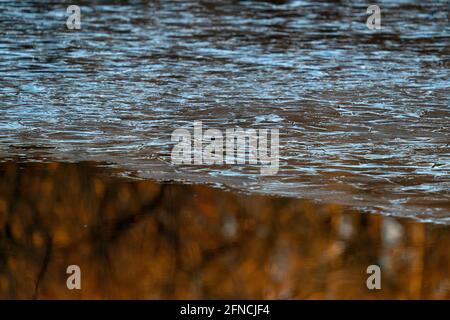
left=0, top=0, right=449, bottom=222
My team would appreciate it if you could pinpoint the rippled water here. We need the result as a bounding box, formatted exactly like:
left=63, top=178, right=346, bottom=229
left=0, top=0, right=449, bottom=223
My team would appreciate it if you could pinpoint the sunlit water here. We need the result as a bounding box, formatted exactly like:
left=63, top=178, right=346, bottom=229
left=0, top=0, right=449, bottom=223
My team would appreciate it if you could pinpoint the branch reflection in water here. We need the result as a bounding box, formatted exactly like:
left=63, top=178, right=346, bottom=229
left=0, top=161, right=448, bottom=299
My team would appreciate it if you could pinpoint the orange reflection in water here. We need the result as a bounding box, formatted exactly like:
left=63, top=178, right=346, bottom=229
left=0, top=161, right=448, bottom=299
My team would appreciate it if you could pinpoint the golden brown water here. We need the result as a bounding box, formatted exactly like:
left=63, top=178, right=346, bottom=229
left=0, top=161, right=448, bottom=299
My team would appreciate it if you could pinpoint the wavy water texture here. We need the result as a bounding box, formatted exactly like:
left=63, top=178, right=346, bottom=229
left=0, top=0, right=449, bottom=223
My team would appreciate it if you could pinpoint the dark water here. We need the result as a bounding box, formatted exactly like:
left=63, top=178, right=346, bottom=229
left=0, top=0, right=449, bottom=222
left=0, top=161, right=448, bottom=299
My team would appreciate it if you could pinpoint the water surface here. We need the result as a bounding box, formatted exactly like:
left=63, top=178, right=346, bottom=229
left=0, top=161, right=448, bottom=299
left=0, top=0, right=449, bottom=222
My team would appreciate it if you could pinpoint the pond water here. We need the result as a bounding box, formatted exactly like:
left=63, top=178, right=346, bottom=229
left=0, top=0, right=449, bottom=223
left=0, top=161, right=448, bottom=299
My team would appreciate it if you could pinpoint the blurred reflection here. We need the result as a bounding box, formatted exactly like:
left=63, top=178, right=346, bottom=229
left=0, top=161, right=448, bottom=299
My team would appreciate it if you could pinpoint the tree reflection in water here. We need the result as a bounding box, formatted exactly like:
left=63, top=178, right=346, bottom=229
left=0, top=161, right=448, bottom=299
